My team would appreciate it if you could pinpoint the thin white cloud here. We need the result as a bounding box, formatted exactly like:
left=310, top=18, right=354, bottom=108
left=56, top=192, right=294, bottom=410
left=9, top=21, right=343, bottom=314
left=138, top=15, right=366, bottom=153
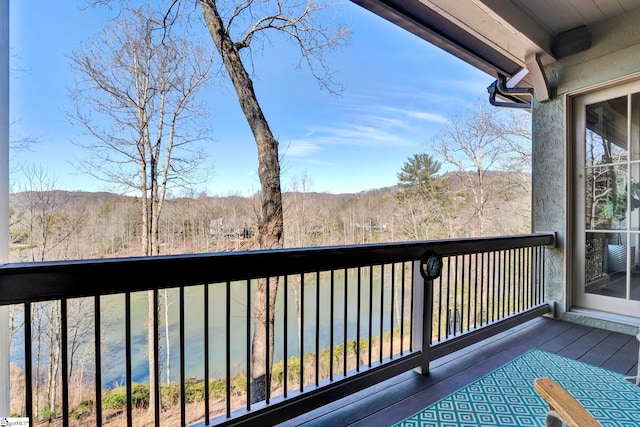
left=384, top=107, right=448, bottom=124
left=283, top=140, right=321, bottom=157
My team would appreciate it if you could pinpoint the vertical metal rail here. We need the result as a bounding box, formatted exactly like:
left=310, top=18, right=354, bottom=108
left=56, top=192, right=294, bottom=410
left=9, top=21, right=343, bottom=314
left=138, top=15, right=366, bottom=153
left=531, top=247, right=540, bottom=303
left=24, top=303, right=32, bottom=421
left=94, top=296, right=102, bottom=427
left=225, top=282, right=231, bottom=418
left=315, top=271, right=320, bottom=387
left=436, top=262, right=442, bottom=341
left=519, top=248, right=525, bottom=311
left=125, top=292, right=132, bottom=427
left=463, top=254, right=469, bottom=331
left=329, top=270, right=335, bottom=381
left=368, top=265, right=373, bottom=368
left=180, top=287, right=186, bottom=427
left=246, top=279, right=251, bottom=410
left=443, top=260, right=449, bottom=340
left=390, top=263, right=395, bottom=358
left=511, top=249, right=516, bottom=313
left=204, top=284, right=210, bottom=424
left=529, top=247, right=533, bottom=308
left=379, top=264, right=384, bottom=363
left=283, top=276, right=288, bottom=398
left=479, top=252, right=485, bottom=326
left=61, top=299, right=69, bottom=427
left=543, top=246, right=547, bottom=303
left=266, top=277, right=271, bottom=403
left=524, top=247, right=529, bottom=308
left=153, top=289, right=160, bottom=426
left=300, top=273, right=304, bottom=392
left=472, top=254, right=477, bottom=329
left=508, top=249, right=514, bottom=314
left=526, top=247, right=532, bottom=307
left=499, top=251, right=506, bottom=318
left=490, top=251, right=496, bottom=322
left=401, top=262, right=406, bottom=353
left=540, top=246, right=545, bottom=304
left=515, top=249, right=520, bottom=312
left=343, top=268, right=348, bottom=376
left=453, top=255, right=458, bottom=337
left=356, top=267, right=361, bottom=372
left=410, top=261, right=415, bottom=350
left=540, top=246, right=545, bottom=303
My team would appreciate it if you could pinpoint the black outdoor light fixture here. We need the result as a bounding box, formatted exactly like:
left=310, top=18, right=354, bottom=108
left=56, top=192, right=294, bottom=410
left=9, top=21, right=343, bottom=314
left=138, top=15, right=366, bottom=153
left=420, top=250, right=443, bottom=281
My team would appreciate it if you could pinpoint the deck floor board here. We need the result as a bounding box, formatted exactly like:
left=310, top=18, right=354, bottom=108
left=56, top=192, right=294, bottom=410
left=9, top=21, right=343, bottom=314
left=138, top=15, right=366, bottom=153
left=277, top=317, right=639, bottom=427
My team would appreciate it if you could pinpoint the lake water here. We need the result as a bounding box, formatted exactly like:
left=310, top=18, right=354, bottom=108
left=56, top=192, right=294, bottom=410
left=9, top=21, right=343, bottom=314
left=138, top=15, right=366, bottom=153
left=10, top=267, right=409, bottom=389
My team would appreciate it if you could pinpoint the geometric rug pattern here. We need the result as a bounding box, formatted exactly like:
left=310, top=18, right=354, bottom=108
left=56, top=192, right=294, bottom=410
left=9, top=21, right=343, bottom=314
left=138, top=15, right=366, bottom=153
left=394, top=349, right=640, bottom=427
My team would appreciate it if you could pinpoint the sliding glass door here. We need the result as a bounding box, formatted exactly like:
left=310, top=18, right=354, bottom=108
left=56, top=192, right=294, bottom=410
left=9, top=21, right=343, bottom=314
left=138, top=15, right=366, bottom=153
left=574, top=80, right=640, bottom=316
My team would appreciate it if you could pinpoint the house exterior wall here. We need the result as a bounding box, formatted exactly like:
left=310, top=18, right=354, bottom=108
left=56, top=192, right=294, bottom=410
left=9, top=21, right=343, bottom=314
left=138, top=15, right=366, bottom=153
left=533, top=8, right=640, bottom=333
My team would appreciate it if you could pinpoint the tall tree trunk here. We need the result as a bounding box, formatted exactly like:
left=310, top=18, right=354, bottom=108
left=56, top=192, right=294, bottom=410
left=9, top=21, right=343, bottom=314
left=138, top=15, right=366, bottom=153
left=200, top=1, right=284, bottom=403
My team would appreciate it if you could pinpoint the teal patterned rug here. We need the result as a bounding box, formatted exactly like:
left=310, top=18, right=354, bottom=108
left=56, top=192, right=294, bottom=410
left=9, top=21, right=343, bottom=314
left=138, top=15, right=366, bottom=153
left=394, top=349, right=640, bottom=427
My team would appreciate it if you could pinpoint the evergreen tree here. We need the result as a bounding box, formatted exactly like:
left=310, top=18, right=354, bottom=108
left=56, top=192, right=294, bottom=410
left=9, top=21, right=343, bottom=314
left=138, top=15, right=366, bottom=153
left=397, top=153, right=442, bottom=188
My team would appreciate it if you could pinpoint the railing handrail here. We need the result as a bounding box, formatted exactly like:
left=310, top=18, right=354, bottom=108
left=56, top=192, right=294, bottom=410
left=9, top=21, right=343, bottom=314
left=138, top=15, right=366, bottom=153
left=2, top=232, right=554, bottom=426
left=0, top=233, right=555, bottom=305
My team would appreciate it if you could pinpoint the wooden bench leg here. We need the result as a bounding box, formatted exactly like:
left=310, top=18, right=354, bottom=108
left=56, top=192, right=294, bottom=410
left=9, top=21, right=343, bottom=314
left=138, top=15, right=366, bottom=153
left=546, top=410, right=564, bottom=427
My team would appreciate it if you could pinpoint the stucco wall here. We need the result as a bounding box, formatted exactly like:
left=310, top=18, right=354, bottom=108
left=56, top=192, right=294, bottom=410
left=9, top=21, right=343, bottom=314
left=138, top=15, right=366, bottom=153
left=533, top=9, right=640, bottom=332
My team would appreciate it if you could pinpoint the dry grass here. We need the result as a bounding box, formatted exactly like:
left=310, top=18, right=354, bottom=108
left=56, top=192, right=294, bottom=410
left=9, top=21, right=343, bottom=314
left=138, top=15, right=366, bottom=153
left=14, top=330, right=413, bottom=426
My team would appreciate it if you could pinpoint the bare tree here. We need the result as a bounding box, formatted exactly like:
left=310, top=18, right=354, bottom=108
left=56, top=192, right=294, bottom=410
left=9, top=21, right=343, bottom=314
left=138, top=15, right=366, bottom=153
left=12, top=165, right=86, bottom=262
left=434, top=102, right=531, bottom=236
left=285, top=171, right=314, bottom=247
left=68, top=5, right=213, bottom=411
left=69, top=6, right=213, bottom=256
left=88, top=0, right=349, bottom=402
left=194, top=0, right=349, bottom=402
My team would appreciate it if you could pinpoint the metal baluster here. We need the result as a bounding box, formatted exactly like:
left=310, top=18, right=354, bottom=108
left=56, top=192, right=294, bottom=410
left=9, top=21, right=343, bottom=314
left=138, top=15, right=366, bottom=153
left=180, top=287, right=186, bottom=426
left=246, top=279, right=251, bottom=410
left=284, top=276, right=288, bottom=397
left=356, top=267, right=361, bottom=372
left=390, top=263, right=395, bottom=358
left=300, top=273, right=304, bottom=391
left=315, top=271, right=320, bottom=387
left=153, top=290, right=160, bottom=426
left=226, top=282, right=231, bottom=418
left=266, top=277, right=271, bottom=403
left=125, top=293, right=132, bottom=427
left=204, top=284, right=210, bottom=424
left=61, top=299, right=69, bottom=427
left=24, top=303, right=32, bottom=421
left=94, top=296, right=102, bottom=427
left=343, top=268, right=348, bottom=376
left=330, top=270, right=335, bottom=381
left=368, top=265, right=373, bottom=368
left=379, top=264, right=384, bottom=363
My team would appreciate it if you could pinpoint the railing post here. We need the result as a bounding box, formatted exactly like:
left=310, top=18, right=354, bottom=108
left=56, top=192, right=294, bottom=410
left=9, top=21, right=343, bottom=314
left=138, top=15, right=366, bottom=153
left=411, top=260, right=433, bottom=375
left=0, top=0, right=9, bottom=416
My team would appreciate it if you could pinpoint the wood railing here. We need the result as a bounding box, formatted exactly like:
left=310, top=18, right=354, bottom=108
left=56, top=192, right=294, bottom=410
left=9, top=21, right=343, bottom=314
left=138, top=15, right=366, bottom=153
left=0, top=232, right=555, bottom=426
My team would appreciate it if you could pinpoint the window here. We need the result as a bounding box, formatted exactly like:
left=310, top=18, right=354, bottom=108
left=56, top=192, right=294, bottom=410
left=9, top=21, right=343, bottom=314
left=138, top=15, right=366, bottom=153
left=574, top=80, right=640, bottom=316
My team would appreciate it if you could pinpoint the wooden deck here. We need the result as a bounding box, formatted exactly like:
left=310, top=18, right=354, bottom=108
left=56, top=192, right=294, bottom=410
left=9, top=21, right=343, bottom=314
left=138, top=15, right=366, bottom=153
left=277, top=316, right=640, bottom=427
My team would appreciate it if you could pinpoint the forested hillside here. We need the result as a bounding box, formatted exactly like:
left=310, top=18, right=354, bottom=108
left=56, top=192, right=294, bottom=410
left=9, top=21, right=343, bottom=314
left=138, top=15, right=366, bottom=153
left=8, top=171, right=530, bottom=263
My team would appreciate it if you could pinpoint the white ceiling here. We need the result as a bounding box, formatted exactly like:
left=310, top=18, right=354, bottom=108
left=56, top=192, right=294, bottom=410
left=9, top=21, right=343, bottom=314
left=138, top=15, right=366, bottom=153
left=352, top=0, right=640, bottom=79
left=514, top=0, right=640, bottom=35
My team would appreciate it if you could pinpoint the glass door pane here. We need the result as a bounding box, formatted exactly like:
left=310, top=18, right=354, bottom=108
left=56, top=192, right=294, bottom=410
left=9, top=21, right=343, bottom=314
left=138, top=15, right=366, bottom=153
left=575, top=80, right=640, bottom=316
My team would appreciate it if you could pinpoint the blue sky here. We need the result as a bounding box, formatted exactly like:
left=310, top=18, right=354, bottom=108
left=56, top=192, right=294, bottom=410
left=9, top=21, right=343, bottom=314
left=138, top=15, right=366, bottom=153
left=9, top=1, right=493, bottom=196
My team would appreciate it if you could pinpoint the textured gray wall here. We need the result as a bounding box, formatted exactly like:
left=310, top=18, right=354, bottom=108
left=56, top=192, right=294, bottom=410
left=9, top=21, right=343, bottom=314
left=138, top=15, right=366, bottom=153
left=533, top=8, right=640, bottom=331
